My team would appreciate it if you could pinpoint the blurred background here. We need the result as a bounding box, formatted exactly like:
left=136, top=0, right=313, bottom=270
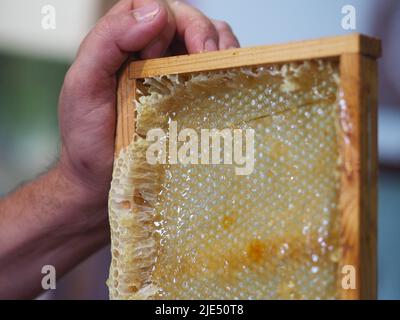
left=0, top=0, right=399, bottom=299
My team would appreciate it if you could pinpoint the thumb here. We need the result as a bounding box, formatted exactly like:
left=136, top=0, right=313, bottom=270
left=65, top=1, right=168, bottom=98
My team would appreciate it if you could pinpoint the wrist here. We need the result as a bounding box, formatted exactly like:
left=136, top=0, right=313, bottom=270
left=0, top=163, right=110, bottom=267
left=0, top=164, right=110, bottom=299
left=56, top=152, right=110, bottom=209
left=49, top=163, right=109, bottom=236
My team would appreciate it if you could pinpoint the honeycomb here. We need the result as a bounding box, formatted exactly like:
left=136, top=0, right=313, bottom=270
left=108, top=60, right=343, bottom=299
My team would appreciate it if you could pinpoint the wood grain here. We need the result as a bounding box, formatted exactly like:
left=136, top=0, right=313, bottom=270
left=359, top=55, right=378, bottom=300
left=129, top=34, right=381, bottom=79
left=115, top=62, right=136, bottom=155
left=339, top=53, right=378, bottom=300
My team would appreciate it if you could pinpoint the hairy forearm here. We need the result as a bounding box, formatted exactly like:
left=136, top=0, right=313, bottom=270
left=0, top=165, right=109, bottom=299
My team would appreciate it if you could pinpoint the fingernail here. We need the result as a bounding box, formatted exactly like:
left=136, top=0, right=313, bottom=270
left=132, top=2, right=160, bottom=23
left=204, top=38, right=218, bottom=52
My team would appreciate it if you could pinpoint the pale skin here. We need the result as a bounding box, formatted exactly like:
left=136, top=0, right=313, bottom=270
left=0, top=0, right=239, bottom=299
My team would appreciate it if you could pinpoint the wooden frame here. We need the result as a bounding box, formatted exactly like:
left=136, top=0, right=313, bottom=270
left=115, top=33, right=381, bottom=300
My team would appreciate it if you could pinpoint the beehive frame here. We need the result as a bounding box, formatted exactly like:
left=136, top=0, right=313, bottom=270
left=114, top=33, right=381, bottom=300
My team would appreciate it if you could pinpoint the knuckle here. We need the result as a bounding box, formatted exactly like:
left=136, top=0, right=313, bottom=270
left=214, top=20, right=233, bottom=33
left=62, top=65, right=91, bottom=98
left=63, top=67, right=79, bottom=90
left=94, top=15, right=119, bottom=39
left=214, top=20, right=232, bottom=33
left=189, top=17, right=216, bottom=35
left=62, top=67, right=81, bottom=98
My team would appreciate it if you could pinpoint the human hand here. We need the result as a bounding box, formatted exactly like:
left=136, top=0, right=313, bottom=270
left=57, top=0, right=239, bottom=228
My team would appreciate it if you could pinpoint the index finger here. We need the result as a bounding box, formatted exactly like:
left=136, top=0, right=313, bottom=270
left=167, top=0, right=219, bottom=53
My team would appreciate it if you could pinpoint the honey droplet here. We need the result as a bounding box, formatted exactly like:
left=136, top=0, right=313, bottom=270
left=329, top=248, right=341, bottom=262
left=222, top=213, right=236, bottom=229
left=120, top=200, right=131, bottom=209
